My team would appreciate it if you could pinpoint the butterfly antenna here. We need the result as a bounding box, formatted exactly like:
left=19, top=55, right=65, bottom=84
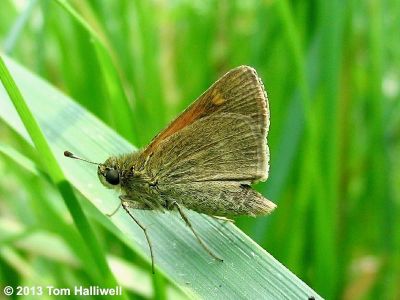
left=64, top=150, right=100, bottom=166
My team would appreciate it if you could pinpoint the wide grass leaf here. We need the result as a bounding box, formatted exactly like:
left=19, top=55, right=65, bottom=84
left=0, top=56, right=321, bottom=299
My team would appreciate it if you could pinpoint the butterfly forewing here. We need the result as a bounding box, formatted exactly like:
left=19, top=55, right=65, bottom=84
left=148, top=113, right=266, bottom=183
left=143, top=66, right=269, bottom=162
left=143, top=65, right=270, bottom=182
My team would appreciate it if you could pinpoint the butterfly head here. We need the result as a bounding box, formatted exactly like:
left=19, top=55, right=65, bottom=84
left=63, top=150, right=121, bottom=189
left=97, top=156, right=121, bottom=188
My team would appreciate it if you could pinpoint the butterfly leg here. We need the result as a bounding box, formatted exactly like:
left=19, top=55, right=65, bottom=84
left=106, top=202, right=122, bottom=217
left=120, top=196, right=155, bottom=274
left=119, top=195, right=153, bottom=210
left=108, top=195, right=150, bottom=217
left=170, top=201, right=223, bottom=262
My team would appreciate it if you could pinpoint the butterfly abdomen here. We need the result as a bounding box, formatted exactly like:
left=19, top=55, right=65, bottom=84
left=158, top=182, right=276, bottom=217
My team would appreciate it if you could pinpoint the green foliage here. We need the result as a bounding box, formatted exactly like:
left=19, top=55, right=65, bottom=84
left=0, top=0, right=399, bottom=299
left=0, top=53, right=318, bottom=299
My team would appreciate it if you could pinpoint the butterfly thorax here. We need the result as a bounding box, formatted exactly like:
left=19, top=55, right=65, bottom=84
left=102, top=151, right=165, bottom=210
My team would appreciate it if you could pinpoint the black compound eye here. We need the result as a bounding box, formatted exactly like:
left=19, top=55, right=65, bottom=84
left=105, top=169, right=119, bottom=185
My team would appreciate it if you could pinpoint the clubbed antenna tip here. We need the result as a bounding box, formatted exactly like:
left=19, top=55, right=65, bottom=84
left=63, top=150, right=100, bottom=165
left=64, top=150, right=74, bottom=158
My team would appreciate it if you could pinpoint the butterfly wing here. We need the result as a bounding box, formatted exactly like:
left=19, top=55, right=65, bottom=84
left=142, top=66, right=269, bottom=159
left=147, top=113, right=268, bottom=183
left=144, top=66, right=270, bottom=184
left=157, top=181, right=276, bottom=217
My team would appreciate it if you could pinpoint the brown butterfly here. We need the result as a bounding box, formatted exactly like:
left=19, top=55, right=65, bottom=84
left=65, top=65, right=276, bottom=273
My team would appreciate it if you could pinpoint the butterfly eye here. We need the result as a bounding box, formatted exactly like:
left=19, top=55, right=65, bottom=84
left=105, top=169, right=119, bottom=185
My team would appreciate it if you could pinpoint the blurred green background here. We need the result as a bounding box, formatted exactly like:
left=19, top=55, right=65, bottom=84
left=0, top=0, right=399, bottom=299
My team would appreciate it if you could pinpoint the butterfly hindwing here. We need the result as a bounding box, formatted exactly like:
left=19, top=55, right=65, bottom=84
left=157, top=181, right=276, bottom=217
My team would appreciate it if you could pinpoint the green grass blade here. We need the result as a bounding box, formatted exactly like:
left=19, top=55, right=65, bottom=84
left=367, top=1, right=395, bottom=298
left=1, top=142, right=183, bottom=298
left=0, top=143, right=118, bottom=285
left=311, top=2, right=347, bottom=296
left=3, top=0, right=38, bottom=54
left=54, top=0, right=136, bottom=144
left=0, top=54, right=121, bottom=292
left=0, top=55, right=321, bottom=299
